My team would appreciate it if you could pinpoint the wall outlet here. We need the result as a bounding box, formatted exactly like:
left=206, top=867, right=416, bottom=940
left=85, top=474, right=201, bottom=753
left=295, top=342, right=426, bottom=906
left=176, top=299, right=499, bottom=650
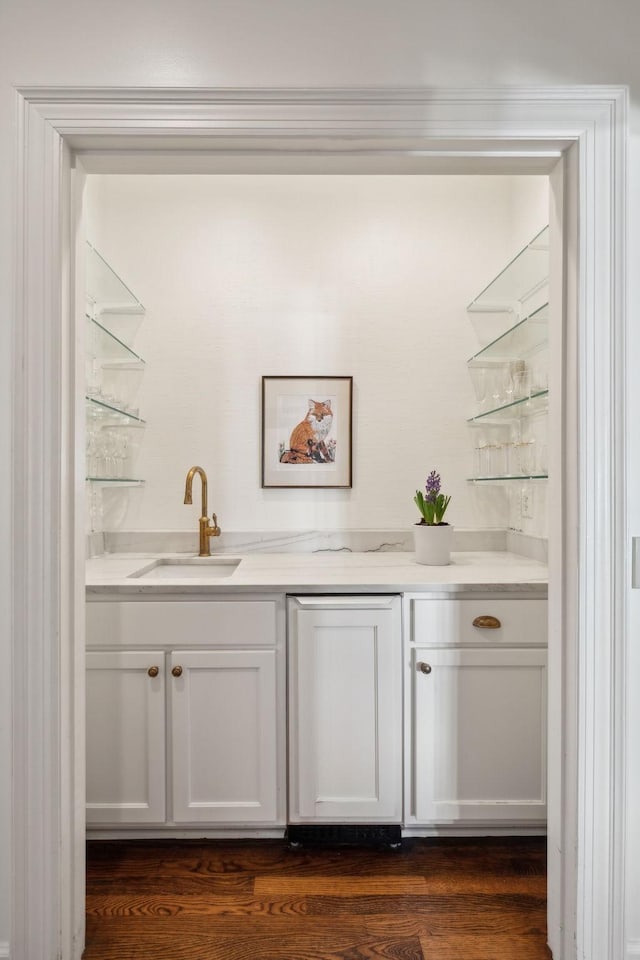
left=521, top=488, right=534, bottom=519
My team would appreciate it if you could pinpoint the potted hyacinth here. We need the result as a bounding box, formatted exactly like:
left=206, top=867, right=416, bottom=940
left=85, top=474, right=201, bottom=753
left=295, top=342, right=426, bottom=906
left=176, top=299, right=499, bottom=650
left=413, top=470, right=453, bottom=565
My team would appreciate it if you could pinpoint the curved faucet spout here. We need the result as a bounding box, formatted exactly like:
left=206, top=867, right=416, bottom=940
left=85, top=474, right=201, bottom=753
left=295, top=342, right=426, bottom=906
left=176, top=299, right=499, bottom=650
left=183, top=465, right=221, bottom=556
left=184, top=465, right=208, bottom=518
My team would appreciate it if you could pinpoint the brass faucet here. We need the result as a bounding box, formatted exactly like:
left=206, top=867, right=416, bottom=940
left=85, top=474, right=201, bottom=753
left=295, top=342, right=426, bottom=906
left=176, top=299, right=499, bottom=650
left=183, top=465, right=221, bottom=557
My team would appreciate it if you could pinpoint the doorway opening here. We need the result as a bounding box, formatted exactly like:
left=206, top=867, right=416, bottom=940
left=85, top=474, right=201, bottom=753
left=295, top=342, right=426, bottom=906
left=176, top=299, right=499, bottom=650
left=10, top=88, right=627, bottom=960
left=81, top=167, right=554, bottom=954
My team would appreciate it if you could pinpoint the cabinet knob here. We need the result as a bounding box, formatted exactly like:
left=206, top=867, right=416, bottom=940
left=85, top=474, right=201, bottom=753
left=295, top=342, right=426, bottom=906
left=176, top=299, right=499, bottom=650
left=472, top=615, right=502, bottom=629
left=147, top=665, right=159, bottom=678
left=417, top=661, right=432, bottom=675
left=171, top=665, right=183, bottom=678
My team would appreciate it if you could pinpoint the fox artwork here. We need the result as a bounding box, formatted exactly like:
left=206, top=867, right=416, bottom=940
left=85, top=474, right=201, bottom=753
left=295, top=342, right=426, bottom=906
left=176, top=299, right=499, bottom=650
left=280, top=399, right=336, bottom=464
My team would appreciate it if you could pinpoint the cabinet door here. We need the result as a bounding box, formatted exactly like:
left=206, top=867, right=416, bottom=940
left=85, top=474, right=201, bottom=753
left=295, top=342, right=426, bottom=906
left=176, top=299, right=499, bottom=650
left=86, top=651, right=166, bottom=824
left=170, top=649, right=278, bottom=823
left=289, top=597, right=402, bottom=822
left=413, top=646, right=547, bottom=823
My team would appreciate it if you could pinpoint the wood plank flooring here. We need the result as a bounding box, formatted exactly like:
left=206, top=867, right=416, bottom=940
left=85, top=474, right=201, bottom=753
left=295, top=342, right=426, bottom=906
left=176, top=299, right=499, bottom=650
left=85, top=837, right=551, bottom=960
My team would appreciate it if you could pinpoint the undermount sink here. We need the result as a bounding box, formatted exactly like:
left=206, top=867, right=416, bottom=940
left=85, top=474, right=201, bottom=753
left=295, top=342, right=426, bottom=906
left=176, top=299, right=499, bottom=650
left=129, top=558, right=241, bottom=580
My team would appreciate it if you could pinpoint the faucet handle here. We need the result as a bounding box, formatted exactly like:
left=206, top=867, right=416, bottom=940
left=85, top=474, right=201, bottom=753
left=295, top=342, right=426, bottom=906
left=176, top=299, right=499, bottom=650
left=209, top=513, right=221, bottom=536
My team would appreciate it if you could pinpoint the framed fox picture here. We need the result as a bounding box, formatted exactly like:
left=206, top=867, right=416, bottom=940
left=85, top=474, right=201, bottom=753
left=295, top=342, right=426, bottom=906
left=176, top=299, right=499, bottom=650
left=261, top=376, right=353, bottom=488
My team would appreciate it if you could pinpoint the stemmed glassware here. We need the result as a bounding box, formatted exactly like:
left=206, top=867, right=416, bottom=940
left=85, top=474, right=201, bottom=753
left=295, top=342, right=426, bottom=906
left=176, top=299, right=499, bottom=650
left=86, top=357, right=103, bottom=401
left=472, top=367, right=488, bottom=415
left=490, top=366, right=503, bottom=410
left=502, top=364, right=515, bottom=406
left=86, top=406, right=105, bottom=476
left=114, top=432, right=129, bottom=478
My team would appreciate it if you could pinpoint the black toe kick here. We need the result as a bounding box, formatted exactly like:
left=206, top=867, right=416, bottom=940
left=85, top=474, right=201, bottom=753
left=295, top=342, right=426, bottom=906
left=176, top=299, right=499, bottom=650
left=285, top=824, right=402, bottom=849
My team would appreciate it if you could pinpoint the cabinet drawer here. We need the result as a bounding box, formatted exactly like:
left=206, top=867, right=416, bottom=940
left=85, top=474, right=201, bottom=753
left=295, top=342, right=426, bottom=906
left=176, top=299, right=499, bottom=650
left=411, top=598, right=547, bottom=647
left=86, top=600, right=278, bottom=648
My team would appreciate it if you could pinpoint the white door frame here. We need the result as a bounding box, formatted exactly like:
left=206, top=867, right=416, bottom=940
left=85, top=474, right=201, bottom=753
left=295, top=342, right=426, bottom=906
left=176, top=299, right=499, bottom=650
left=10, top=86, right=628, bottom=960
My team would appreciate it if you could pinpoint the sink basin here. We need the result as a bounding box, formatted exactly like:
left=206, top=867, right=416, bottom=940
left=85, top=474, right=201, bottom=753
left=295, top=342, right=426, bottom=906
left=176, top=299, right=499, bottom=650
left=129, top=558, right=241, bottom=580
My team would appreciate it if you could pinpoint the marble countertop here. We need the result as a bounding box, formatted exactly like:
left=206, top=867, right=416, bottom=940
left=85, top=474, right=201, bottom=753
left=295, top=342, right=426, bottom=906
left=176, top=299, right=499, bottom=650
left=86, top=550, right=548, bottom=596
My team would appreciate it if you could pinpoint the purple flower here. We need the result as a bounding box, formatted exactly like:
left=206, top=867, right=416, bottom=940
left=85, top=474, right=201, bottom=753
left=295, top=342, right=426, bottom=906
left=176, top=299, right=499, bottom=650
left=425, top=470, right=441, bottom=503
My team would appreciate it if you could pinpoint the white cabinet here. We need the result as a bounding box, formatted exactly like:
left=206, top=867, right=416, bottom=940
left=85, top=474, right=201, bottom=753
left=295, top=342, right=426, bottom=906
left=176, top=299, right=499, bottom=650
left=86, top=591, right=547, bottom=835
left=288, top=596, right=402, bottom=823
left=86, top=597, right=284, bottom=831
left=86, top=650, right=166, bottom=824
left=406, top=596, right=548, bottom=827
left=170, top=649, right=277, bottom=823
left=412, top=646, right=547, bottom=823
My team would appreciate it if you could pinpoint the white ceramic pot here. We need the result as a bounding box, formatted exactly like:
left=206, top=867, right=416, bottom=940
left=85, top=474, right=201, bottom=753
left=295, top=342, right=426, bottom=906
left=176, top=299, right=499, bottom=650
left=413, top=522, right=453, bottom=565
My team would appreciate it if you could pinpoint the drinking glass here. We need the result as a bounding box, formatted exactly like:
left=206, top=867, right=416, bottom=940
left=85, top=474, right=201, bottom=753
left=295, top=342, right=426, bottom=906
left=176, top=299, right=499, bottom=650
left=115, top=432, right=129, bottom=478
left=489, top=442, right=505, bottom=477
left=473, top=367, right=488, bottom=415
left=489, top=367, right=503, bottom=409
left=104, top=429, right=120, bottom=478
left=86, top=424, right=98, bottom=477
left=474, top=432, right=488, bottom=478
left=502, top=364, right=515, bottom=405
left=513, top=368, right=531, bottom=401
left=86, top=358, right=102, bottom=400
left=519, top=438, right=536, bottom=476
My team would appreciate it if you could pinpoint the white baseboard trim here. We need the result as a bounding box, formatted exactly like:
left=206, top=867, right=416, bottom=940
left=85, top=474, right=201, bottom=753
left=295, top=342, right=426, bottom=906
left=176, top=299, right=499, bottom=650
left=0, top=941, right=9, bottom=959
left=626, top=941, right=640, bottom=959
left=87, top=827, right=286, bottom=840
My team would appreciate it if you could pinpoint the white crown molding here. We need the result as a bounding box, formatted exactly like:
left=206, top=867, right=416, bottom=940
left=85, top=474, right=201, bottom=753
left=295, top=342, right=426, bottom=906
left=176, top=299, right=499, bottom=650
left=14, top=83, right=628, bottom=102
left=10, top=85, right=628, bottom=960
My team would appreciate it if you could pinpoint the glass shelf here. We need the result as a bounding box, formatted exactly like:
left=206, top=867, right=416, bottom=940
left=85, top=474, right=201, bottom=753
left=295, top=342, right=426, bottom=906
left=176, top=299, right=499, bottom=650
left=86, top=396, right=146, bottom=425
left=467, top=475, right=548, bottom=483
left=86, top=477, right=145, bottom=485
left=467, top=390, right=549, bottom=424
left=468, top=304, right=548, bottom=365
left=467, top=225, right=549, bottom=314
left=87, top=316, right=145, bottom=366
left=85, top=247, right=147, bottom=524
left=86, top=242, right=145, bottom=316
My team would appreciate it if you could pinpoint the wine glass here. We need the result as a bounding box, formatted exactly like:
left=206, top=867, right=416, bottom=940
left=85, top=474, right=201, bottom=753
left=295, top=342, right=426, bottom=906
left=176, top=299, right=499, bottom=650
left=490, top=366, right=503, bottom=409
left=115, top=432, right=129, bottom=478
left=473, top=367, right=488, bottom=415
left=502, top=364, right=515, bottom=405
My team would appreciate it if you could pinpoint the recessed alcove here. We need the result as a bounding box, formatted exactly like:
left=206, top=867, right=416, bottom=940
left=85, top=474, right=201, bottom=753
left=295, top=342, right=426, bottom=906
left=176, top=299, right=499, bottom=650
left=84, top=172, right=549, bottom=544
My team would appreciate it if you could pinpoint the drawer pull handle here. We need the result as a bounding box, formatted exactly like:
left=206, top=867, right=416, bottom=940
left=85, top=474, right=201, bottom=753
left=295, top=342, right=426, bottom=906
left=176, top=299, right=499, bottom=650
left=417, top=662, right=432, bottom=675
left=473, top=615, right=502, bottom=629
left=147, top=666, right=159, bottom=678
left=171, top=665, right=183, bottom=678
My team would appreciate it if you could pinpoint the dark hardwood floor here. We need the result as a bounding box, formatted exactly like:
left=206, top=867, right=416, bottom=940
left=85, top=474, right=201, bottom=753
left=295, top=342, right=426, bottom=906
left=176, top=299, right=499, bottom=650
left=85, top=837, right=551, bottom=960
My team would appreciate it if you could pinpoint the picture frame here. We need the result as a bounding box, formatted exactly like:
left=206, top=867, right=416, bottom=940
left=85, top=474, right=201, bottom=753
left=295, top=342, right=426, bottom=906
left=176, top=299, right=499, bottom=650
left=261, top=376, right=353, bottom=488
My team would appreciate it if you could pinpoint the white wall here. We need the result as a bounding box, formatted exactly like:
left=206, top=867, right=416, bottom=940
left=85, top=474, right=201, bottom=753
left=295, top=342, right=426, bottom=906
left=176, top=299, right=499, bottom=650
left=1, top=1, right=640, bottom=955
left=86, top=173, right=548, bottom=535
